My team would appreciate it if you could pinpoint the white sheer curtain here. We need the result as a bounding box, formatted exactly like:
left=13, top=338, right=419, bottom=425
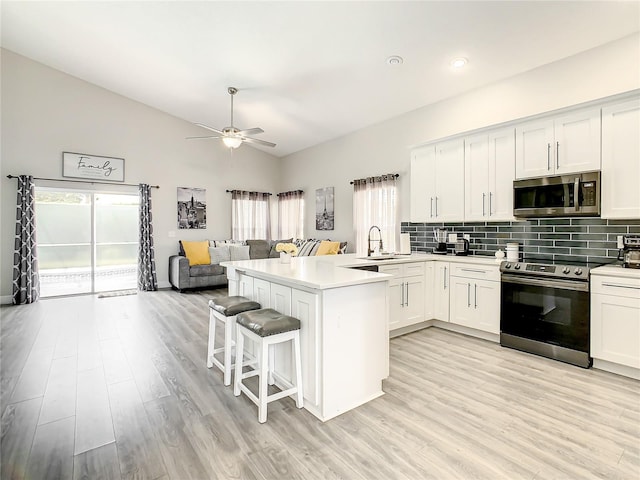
left=231, top=190, right=271, bottom=241
left=278, top=190, right=304, bottom=240
left=353, top=174, right=398, bottom=257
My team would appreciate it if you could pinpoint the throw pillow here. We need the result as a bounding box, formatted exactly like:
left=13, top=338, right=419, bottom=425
left=298, top=239, right=321, bottom=256
left=269, top=238, right=293, bottom=258
left=209, top=246, right=231, bottom=264
left=316, top=240, right=341, bottom=256
left=246, top=239, right=271, bottom=259
left=338, top=241, right=348, bottom=254
left=229, top=245, right=250, bottom=261
left=181, top=240, right=211, bottom=266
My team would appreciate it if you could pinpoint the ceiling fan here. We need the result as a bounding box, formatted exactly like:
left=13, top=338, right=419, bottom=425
left=187, top=87, right=276, bottom=149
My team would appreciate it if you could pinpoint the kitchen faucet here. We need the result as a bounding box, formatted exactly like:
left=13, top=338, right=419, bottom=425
left=367, top=226, right=383, bottom=257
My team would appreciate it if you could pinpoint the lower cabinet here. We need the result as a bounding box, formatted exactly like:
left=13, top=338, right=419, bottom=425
left=449, top=277, right=500, bottom=334
left=591, top=274, right=640, bottom=371
left=379, top=262, right=425, bottom=331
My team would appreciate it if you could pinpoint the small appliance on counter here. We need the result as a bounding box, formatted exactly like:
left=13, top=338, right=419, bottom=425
left=433, top=228, right=448, bottom=255
left=454, top=238, right=469, bottom=256
left=621, top=235, right=640, bottom=269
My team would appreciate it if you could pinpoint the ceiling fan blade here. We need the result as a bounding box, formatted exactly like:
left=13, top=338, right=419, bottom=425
left=236, top=127, right=264, bottom=136
left=194, top=123, right=225, bottom=135
left=186, top=135, right=223, bottom=140
left=242, top=136, right=276, bottom=148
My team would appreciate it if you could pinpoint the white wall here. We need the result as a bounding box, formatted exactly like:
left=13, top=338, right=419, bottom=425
left=280, top=33, right=640, bottom=249
left=0, top=49, right=281, bottom=299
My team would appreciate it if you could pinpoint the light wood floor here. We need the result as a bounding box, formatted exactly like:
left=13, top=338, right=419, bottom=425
left=1, top=288, right=639, bottom=480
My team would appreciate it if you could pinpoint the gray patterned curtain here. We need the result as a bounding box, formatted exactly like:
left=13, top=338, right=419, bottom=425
left=13, top=175, right=40, bottom=304
left=138, top=184, right=158, bottom=291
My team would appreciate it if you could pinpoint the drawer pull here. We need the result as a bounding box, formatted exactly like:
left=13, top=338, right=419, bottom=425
left=460, top=268, right=487, bottom=274
left=601, top=283, right=640, bottom=290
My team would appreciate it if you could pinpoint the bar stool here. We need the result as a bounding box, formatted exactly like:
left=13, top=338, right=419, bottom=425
left=207, top=296, right=261, bottom=386
left=233, top=308, right=303, bottom=423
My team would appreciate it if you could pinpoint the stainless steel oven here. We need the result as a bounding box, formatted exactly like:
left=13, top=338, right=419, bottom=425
left=500, top=260, right=595, bottom=368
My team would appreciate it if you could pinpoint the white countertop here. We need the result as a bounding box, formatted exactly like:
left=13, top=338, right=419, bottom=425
left=221, top=253, right=500, bottom=290
left=591, top=264, right=640, bottom=279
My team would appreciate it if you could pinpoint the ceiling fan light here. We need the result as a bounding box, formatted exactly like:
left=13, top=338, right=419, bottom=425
left=222, top=136, right=242, bottom=149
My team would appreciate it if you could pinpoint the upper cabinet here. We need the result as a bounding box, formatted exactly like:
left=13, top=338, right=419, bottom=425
left=601, top=98, right=640, bottom=219
left=515, top=108, right=601, bottom=179
left=410, top=138, right=464, bottom=223
left=464, top=128, right=515, bottom=222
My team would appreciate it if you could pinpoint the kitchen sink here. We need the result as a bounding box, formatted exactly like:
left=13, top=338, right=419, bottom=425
left=357, top=256, right=399, bottom=261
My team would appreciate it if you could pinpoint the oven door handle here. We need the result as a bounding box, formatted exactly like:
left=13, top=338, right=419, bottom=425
left=501, top=274, right=589, bottom=292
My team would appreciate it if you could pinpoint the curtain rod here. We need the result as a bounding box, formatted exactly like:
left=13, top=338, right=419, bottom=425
left=226, top=189, right=272, bottom=196
left=277, top=190, right=304, bottom=196
left=6, top=175, right=159, bottom=188
left=350, top=173, right=399, bottom=185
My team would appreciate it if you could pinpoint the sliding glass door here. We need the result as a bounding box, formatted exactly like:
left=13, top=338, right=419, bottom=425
left=35, top=188, right=139, bottom=297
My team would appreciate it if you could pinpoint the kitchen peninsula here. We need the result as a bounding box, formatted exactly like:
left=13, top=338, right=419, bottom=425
left=221, top=254, right=392, bottom=422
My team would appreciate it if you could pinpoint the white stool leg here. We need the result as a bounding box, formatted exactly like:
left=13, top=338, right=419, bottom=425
left=268, top=345, right=275, bottom=385
left=233, top=327, right=245, bottom=397
left=292, top=331, right=303, bottom=409
left=258, top=340, right=269, bottom=423
left=207, top=308, right=216, bottom=368
left=223, top=315, right=235, bottom=386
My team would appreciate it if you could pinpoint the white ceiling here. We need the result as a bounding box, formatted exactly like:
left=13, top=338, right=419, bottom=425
left=2, top=1, right=639, bottom=157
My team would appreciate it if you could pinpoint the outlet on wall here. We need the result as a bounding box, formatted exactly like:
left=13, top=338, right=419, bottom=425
left=617, top=235, right=624, bottom=249
left=168, top=230, right=176, bottom=238
left=448, top=233, right=457, bottom=243
left=463, top=234, right=470, bottom=241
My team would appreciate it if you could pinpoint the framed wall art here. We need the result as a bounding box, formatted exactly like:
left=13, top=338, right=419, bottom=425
left=62, top=152, right=125, bottom=182
left=316, top=186, right=334, bottom=230
left=177, top=187, right=207, bottom=229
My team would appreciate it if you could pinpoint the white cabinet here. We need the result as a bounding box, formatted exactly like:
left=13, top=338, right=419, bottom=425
left=591, top=274, right=640, bottom=372
left=423, top=262, right=435, bottom=321
left=379, top=262, right=425, bottom=331
left=253, top=278, right=271, bottom=307
left=291, top=289, right=320, bottom=407
left=410, top=138, right=464, bottom=222
left=601, top=98, right=640, bottom=219
left=515, top=108, right=601, bottom=179
left=237, top=273, right=254, bottom=298
left=464, top=128, right=515, bottom=221
left=433, top=261, right=450, bottom=322
left=449, top=263, right=500, bottom=334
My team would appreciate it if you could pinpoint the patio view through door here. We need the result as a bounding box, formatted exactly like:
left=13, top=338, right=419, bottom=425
left=35, top=188, right=139, bottom=297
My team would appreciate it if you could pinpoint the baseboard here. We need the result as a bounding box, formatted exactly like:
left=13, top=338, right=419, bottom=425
left=593, top=359, right=640, bottom=380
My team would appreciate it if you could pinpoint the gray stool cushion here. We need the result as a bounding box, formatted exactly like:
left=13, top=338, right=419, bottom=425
left=236, top=308, right=301, bottom=337
left=209, top=296, right=261, bottom=317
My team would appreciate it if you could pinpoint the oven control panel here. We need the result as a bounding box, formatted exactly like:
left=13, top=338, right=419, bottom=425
left=500, top=261, right=590, bottom=279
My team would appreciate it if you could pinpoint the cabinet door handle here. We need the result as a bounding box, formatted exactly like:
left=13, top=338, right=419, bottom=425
left=547, top=143, right=551, bottom=170
left=444, top=267, right=447, bottom=289
left=467, top=283, right=471, bottom=307
left=401, top=281, right=405, bottom=307
left=406, top=282, right=409, bottom=306
left=601, top=283, right=640, bottom=290
left=430, top=198, right=434, bottom=218
left=482, top=193, right=486, bottom=216
left=460, top=268, right=486, bottom=274
left=474, top=283, right=478, bottom=309
left=556, top=141, right=560, bottom=169
left=435, top=197, right=438, bottom=217
left=489, top=192, right=493, bottom=216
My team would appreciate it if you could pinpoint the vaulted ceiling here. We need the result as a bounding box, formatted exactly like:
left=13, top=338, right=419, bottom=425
left=2, top=1, right=639, bottom=157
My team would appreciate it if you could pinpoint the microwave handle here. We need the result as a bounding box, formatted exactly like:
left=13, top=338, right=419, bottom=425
left=574, top=177, right=580, bottom=211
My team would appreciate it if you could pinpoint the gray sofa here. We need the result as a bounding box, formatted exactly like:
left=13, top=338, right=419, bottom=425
left=168, top=239, right=290, bottom=292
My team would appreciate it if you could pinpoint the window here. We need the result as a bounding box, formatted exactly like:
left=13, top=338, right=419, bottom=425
left=277, top=190, right=304, bottom=239
left=353, top=174, right=398, bottom=256
left=231, top=190, right=271, bottom=240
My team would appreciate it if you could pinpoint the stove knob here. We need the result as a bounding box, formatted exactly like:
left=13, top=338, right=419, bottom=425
left=575, top=268, right=583, bottom=276
left=562, top=267, right=571, bottom=274
left=514, top=264, right=521, bottom=270
left=504, top=263, right=512, bottom=269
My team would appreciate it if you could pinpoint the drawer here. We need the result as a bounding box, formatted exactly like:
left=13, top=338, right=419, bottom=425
left=591, top=275, right=640, bottom=298
left=450, top=263, right=500, bottom=282
left=378, top=264, right=403, bottom=277
left=403, top=262, right=425, bottom=277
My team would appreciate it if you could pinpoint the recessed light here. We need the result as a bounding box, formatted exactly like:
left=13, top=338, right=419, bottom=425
left=386, top=55, right=403, bottom=66
left=451, top=57, right=468, bottom=69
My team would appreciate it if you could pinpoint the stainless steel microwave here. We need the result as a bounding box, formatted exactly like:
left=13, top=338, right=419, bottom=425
left=513, top=171, right=601, bottom=218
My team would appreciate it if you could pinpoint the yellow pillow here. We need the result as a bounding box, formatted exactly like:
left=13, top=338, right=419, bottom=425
left=316, top=240, right=340, bottom=256
left=181, top=240, right=211, bottom=265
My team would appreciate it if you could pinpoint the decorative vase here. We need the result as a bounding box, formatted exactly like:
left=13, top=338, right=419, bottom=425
left=280, top=252, right=291, bottom=264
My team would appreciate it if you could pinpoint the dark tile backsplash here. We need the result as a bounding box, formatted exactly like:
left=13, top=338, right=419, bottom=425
left=401, top=218, right=640, bottom=264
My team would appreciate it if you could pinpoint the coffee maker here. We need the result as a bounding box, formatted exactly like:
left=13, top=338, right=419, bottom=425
left=621, top=235, right=640, bottom=269
left=433, top=228, right=448, bottom=255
